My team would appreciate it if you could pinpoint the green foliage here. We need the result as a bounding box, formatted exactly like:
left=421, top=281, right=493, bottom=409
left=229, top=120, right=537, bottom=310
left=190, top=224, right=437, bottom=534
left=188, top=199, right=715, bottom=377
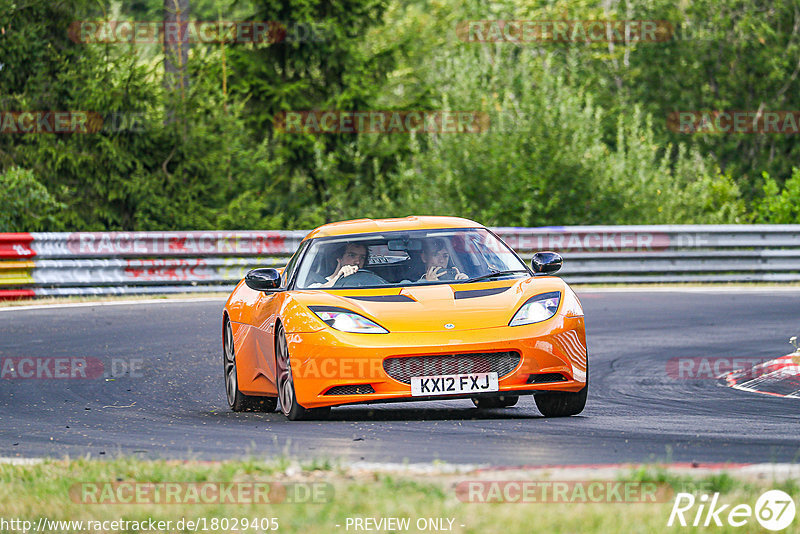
left=0, top=167, right=64, bottom=231
left=754, top=168, right=800, bottom=223
left=0, top=0, right=794, bottom=230
left=558, top=0, right=800, bottom=196
left=225, top=0, right=405, bottom=226
left=381, top=28, right=745, bottom=225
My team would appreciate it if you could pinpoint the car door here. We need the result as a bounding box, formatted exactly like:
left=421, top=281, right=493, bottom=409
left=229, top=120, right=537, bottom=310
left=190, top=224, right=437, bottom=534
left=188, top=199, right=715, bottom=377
left=242, top=241, right=310, bottom=394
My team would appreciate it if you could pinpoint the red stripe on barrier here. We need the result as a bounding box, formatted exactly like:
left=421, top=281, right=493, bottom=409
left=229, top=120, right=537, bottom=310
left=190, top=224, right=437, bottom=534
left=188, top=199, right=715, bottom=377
left=0, top=233, right=35, bottom=259
left=0, top=289, right=36, bottom=301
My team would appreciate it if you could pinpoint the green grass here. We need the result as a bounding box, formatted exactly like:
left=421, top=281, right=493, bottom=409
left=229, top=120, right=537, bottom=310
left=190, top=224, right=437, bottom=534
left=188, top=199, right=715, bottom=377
left=1, top=458, right=798, bottom=533
left=626, top=465, right=748, bottom=495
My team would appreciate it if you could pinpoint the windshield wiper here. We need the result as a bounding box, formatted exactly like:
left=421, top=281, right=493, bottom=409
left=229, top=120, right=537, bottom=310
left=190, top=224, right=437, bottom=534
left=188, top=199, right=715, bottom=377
left=465, top=270, right=529, bottom=283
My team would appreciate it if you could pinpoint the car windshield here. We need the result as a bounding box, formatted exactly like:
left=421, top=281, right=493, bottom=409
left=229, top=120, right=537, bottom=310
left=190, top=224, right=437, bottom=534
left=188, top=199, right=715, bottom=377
left=294, top=228, right=529, bottom=289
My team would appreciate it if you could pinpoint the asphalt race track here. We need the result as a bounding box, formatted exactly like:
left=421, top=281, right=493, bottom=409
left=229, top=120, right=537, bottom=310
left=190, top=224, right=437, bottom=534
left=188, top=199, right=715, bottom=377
left=1, top=290, right=798, bottom=466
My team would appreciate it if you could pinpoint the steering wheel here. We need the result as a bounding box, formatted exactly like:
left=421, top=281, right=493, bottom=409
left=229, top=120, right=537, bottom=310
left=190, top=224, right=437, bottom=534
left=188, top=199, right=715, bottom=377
left=332, top=269, right=388, bottom=288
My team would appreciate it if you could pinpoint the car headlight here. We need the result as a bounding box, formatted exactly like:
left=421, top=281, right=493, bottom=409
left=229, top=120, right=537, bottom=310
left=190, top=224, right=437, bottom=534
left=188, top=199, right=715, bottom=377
left=508, top=292, right=561, bottom=326
left=309, top=306, right=389, bottom=334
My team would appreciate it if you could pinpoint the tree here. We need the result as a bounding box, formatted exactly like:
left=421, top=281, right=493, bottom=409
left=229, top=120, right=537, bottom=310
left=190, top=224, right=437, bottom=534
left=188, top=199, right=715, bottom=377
left=226, top=0, right=401, bottom=225
left=0, top=167, right=64, bottom=231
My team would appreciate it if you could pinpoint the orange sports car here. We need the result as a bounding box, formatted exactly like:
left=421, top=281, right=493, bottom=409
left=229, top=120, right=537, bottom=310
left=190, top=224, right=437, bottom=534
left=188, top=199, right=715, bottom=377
left=222, top=216, right=587, bottom=420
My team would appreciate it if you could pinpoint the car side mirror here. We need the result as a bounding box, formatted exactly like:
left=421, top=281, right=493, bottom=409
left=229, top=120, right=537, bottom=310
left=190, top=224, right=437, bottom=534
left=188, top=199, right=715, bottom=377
left=245, top=268, right=282, bottom=291
left=531, top=251, right=562, bottom=274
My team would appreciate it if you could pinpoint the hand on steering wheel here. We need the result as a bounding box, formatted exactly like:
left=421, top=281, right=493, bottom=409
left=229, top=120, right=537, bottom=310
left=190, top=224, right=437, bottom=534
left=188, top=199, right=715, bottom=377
left=332, top=268, right=386, bottom=288
left=335, top=264, right=359, bottom=280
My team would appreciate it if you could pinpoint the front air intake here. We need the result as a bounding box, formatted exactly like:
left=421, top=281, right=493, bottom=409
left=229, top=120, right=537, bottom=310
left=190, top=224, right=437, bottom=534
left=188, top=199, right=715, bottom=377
left=527, top=373, right=567, bottom=384
left=324, top=384, right=376, bottom=395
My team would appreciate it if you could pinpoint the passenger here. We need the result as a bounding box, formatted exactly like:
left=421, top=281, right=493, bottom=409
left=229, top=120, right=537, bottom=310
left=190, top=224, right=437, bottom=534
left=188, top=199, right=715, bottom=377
left=419, top=238, right=468, bottom=281
left=308, top=242, right=368, bottom=288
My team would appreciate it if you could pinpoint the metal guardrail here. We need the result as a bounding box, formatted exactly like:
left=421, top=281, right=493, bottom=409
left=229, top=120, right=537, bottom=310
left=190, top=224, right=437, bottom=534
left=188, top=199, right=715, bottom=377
left=494, top=225, right=800, bottom=283
left=1, top=225, right=799, bottom=298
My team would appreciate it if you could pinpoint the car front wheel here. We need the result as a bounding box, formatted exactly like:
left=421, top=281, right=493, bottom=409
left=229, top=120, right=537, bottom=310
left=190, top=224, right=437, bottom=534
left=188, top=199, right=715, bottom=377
left=275, top=323, right=330, bottom=421
left=534, top=386, right=587, bottom=417
left=224, top=318, right=277, bottom=412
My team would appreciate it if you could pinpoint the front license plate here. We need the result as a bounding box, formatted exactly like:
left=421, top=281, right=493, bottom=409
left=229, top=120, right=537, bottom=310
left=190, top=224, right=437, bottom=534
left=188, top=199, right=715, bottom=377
left=410, top=372, right=499, bottom=397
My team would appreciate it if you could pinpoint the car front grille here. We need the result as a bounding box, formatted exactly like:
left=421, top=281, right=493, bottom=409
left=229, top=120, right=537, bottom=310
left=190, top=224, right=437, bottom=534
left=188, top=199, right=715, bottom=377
left=383, top=352, right=521, bottom=384
left=324, top=384, right=376, bottom=395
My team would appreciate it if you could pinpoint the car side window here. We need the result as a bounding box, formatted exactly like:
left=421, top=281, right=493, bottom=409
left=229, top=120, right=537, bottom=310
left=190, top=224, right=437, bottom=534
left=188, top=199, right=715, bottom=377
left=281, top=241, right=309, bottom=288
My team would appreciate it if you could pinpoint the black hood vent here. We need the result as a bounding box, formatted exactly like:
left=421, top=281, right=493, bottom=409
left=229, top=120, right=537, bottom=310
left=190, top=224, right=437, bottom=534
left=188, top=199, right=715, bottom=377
left=343, top=294, right=415, bottom=302
left=453, top=286, right=511, bottom=300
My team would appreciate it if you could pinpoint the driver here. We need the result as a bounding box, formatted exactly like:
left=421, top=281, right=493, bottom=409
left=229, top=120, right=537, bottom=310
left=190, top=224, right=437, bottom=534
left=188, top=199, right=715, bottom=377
left=419, top=238, right=468, bottom=281
left=309, top=242, right=368, bottom=288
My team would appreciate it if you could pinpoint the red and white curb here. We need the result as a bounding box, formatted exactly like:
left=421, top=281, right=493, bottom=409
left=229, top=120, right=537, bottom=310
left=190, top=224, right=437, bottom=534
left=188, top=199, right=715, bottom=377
left=722, top=347, right=800, bottom=399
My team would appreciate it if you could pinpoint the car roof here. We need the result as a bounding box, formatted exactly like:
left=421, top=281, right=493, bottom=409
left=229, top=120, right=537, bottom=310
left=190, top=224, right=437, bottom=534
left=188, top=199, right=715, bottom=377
left=303, top=216, right=485, bottom=240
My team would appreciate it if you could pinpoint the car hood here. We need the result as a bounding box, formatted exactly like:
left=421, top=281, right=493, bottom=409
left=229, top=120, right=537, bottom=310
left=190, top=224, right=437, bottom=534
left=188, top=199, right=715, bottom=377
left=290, top=277, right=569, bottom=333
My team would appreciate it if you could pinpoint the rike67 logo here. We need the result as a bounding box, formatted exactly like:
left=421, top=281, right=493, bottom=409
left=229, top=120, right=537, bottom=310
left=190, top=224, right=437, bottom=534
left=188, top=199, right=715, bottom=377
left=668, top=490, right=796, bottom=531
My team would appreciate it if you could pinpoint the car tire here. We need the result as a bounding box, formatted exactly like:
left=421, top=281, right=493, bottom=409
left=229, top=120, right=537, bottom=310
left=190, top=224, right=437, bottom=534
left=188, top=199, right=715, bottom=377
left=275, top=323, right=331, bottom=421
left=224, top=318, right=278, bottom=412
left=471, top=395, right=519, bottom=409
left=534, top=386, right=587, bottom=417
